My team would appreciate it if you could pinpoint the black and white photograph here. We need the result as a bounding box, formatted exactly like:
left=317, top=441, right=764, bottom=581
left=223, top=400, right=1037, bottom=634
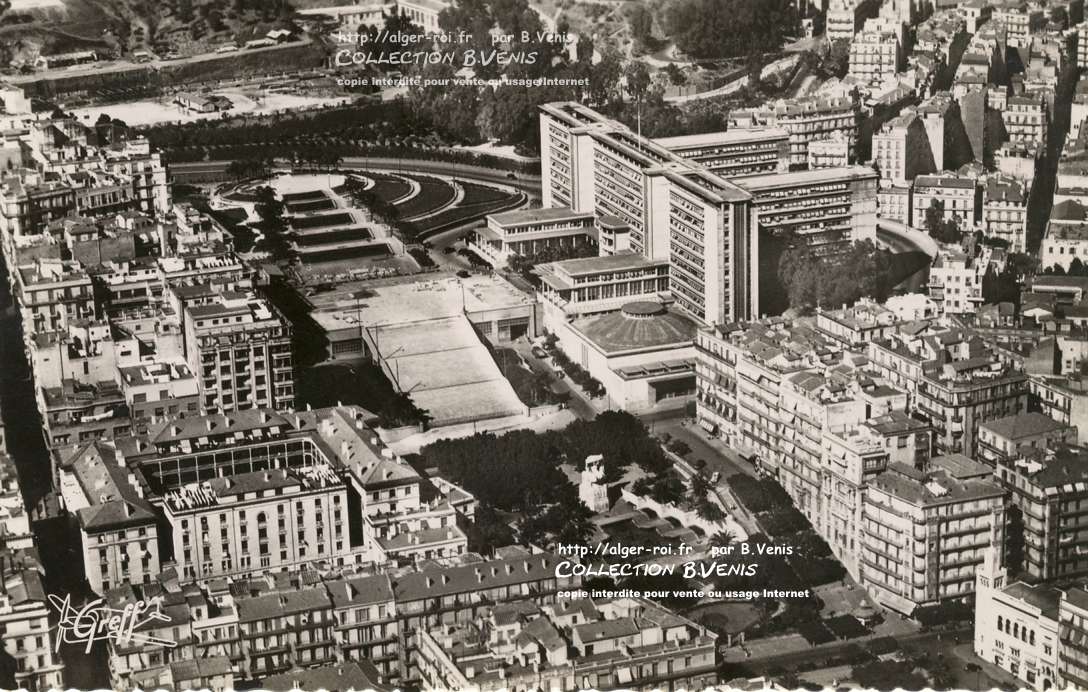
left=0, top=0, right=1082, bottom=689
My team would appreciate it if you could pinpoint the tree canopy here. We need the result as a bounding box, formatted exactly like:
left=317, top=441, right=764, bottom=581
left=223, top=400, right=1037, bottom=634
left=778, top=239, right=894, bottom=310
left=664, top=0, right=799, bottom=59
left=923, top=200, right=964, bottom=244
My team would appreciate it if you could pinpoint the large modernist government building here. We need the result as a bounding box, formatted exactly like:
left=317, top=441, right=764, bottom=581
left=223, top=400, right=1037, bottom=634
left=538, top=102, right=877, bottom=323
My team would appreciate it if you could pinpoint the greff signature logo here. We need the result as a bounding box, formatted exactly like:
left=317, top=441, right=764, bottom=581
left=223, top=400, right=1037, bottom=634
left=48, top=594, right=179, bottom=654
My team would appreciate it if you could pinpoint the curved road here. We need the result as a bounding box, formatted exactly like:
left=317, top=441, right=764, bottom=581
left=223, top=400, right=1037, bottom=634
left=876, top=219, right=940, bottom=258
left=876, top=219, right=937, bottom=294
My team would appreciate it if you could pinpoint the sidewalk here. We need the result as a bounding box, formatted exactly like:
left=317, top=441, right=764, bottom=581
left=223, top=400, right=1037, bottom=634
left=949, top=642, right=1025, bottom=690
left=652, top=419, right=759, bottom=478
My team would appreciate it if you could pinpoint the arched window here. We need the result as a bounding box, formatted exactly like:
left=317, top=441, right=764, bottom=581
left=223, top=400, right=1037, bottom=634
left=998, top=615, right=1004, bottom=631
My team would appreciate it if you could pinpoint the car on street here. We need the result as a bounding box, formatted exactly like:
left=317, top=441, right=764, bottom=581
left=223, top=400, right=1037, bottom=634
left=710, top=471, right=721, bottom=484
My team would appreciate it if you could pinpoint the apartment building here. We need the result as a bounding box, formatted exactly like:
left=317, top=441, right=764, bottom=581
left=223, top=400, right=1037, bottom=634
left=539, top=102, right=757, bottom=323
left=912, top=174, right=980, bottom=228
left=1030, top=375, right=1088, bottom=444
left=916, top=355, right=1029, bottom=455
left=654, top=128, right=791, bottom=178
left=0, top=499, right=64, bottom=692
left=15, top=259, right=94, bottom=333
left=872, top=113, right=936, bottom=185
left=415, top=597, right=719, bottom=690
left=821, top=411, right=932, bottom=579
left=917, top=92, right=959, bottom=173
left=56, top=440, right=161, bottom=594
left=183, top=292, right=294, bottom=413
left=735, top=166, right=879, bottom=252
left=539, top=102, right=877, bottom=321
left=1060, top=585, right=1088, bottom=688
left=393, top=548, right=579, bottom=684
left=849, top=28, right=903, bottom=85
left=995, top=444, right=1088, bottom=581
left=0, top=176, right=77, bottom=240
left=264, top=661, right=386, bottom=691
left=695, top=319, right=839, bottom=474
left=877, top=184, right=912, bottom=224
left=236, top=586, right=337, bottom=680
left=29, top=318, right=139, bottom=391
left=1079, top=21, right=1088, bottom=69
left=996, top=141, right=1041, bottom=184
left=0, top=456, right=29, bottom=549
left=815, top=300, right=899, bottom=348
left=976, top=412, right=1078, bottom=465
left=469, top=208, right=596, bottom=268
left=326, top=575, right=399, bottom=679
left=97, top=547, right=570, bottom=687
left=867, top=328, right=1030, bottom=453
left=1041, top=222, right=1088, bottom=272
left=118, top=360, right=200, bottom=427
left=162, top=464, right=350, bottom=582
left=1004, top=94, right=1049, bottom=149
left=984, top=176, right=1030, bottom=252
left=928, top=249, right=989, bottom=315
left=808, top=132, right=852, bottom=169
left=861, top=456, right=1006, bottom=614
left=730, top=97, right=860, bottom=167
left=994, top=3, right=1044, bottom=47
left=694, top=318, right=914, bottom=527
left=0, top=554, right=62, bottom=689
left=40, top=378, right=132, bottom=450
left=975, top=551, right=1062, bottom=691
left=826, top=0, right=871, bottom=40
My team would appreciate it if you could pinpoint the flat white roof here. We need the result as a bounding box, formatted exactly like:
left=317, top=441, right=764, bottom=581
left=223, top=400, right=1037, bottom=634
left=310, top=273, right=534, bottom=332
left=654, top=127, right=789, bottom=150
left=488, top=207, right=593, bottom=227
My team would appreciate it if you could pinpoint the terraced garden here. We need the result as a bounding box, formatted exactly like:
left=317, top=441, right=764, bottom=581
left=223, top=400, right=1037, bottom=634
left=367, top=173, right=412, bottom=203
left=293, top=227, right=374, bottom=246
left=461, top=181, right=512, bottom=206
left=289, top=212, right=354, bottom=230
left=408, top=189, right=525, bottom=237
left=299, top=244, right=393, bottom=263
left=285, top=198, right=337, bottom=214
left=396, top=175, right=457, bottom=219
left=282, top=190, right=329, bottom=203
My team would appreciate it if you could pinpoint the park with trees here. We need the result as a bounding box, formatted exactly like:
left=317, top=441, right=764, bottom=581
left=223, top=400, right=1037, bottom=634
left=418, top=411, right=671, bottom=549
left=776, top=239, right=896, bottom=312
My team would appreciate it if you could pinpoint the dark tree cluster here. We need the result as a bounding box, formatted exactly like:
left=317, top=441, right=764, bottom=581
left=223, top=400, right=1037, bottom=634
left=663, top=0, right=799, bottom=59
left=631, top=473, right=686, bottom=504
left=923, top=200, right=964, bottom=244
left=506, top=243, right=597, bottom=275
left=397, top=0, right=591, bottom=152
left=145, top=100, right=424, bottom=150
left=778, top=239, right=894, bottom=311
left=1043, top=256, right=1088, bottom=277
left=420, top=411, right=670, bottom=507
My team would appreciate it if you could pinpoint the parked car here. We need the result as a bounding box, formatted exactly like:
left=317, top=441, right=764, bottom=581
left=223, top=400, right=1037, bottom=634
left=443, top=246, right=456, bottom=254
left=506, top=172, right=518, bottom=180
left=456, top=270, right=471, bottom=278
left=710, top=471, right=721, bottom=484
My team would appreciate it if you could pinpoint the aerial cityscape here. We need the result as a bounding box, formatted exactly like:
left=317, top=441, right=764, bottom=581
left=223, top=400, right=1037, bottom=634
left=1, top=0, right=1088, bottom=689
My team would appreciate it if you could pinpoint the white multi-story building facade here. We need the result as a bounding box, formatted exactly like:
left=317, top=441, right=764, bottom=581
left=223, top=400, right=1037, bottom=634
left=975, top=550, right=1062, bottom=691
